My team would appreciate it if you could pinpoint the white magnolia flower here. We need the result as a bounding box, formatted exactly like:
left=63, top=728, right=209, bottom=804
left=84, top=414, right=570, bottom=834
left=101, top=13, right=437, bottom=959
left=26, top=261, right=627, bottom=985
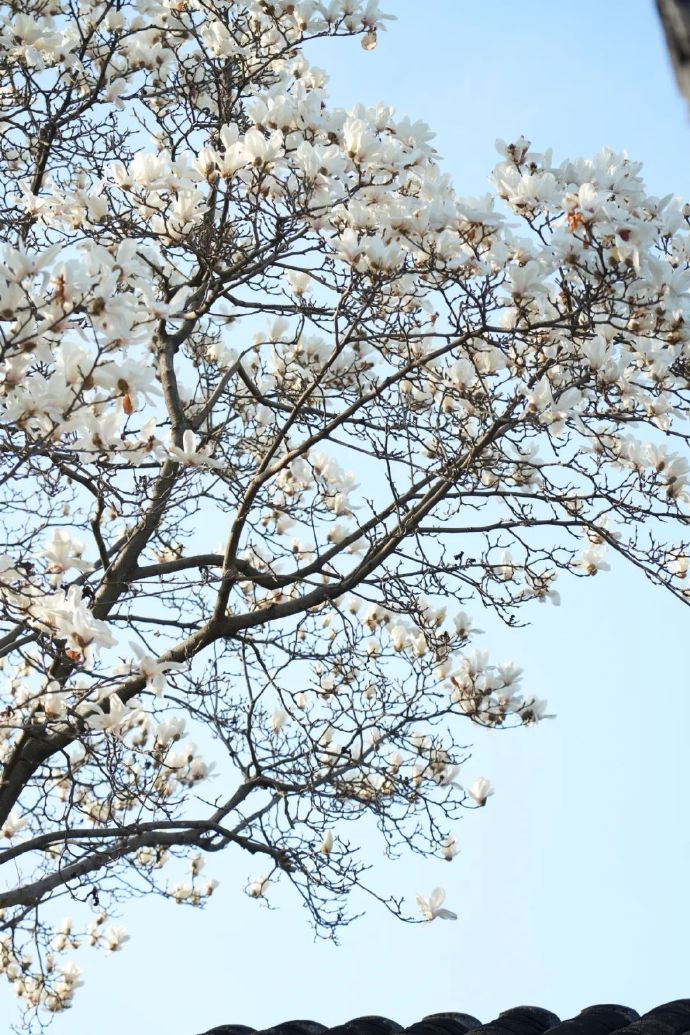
left=38, top=529, right=93, bottom=578
left=41, top=681, right=68, bottom=719
left=1, top=810, right=28, bottom=839
left=168, top=429, right=224, bottom=470
left=53, top=962, right=83, bottom=1001
left=86, top=912, right=107, bottom=945
left=285, top=269, right=313, bottom=296
left=242, top=127, right=283, bottom=169
left=104, top=926, right=130, bottom=952
left=576, top=546, right=611, bottom=576
left=410, top=632, right=428, bottom=657
left=171, top=882, right=193, bottom=903
left=320, top=830, right=334, bottom=855
left=668, top=553, right=690, bottom=579
left=508, top=259, right=548, bottom=299
left=416, top=886, right=457, bottom=921
left=247, top=874, right=269, bottom=898
left=468, top=776, right=494, bottom=806
left=389, top=623, right=408, bottom=651
left=454, top=611, right=480, bottom=639
left=327, top=522, right=349, bottom=544
left=129, top=643, right=185, bottom=696
left=44, top=586, right=116, bottom=655
left=270, top=708, right=287, bottom=734
left=495, top=549, right=515, bottom=581
left=518, top=696, right=550, bottom=725
left=155, top=716, right=185, bottom=747
left=82, top=693, right=132, bottom=734
left=441, top=835, right=460, bottom=861
left=52, top=917, right=79, bottom=952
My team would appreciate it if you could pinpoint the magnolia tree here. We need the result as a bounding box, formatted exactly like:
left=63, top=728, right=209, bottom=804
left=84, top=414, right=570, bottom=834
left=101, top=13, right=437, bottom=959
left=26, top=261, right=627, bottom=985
left=1, top=0, right=690, bottom=1024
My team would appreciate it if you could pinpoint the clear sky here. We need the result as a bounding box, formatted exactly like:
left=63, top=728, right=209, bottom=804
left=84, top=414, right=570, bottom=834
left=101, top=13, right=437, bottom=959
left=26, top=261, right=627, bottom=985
left=29, top=3, right=690, bottom=1033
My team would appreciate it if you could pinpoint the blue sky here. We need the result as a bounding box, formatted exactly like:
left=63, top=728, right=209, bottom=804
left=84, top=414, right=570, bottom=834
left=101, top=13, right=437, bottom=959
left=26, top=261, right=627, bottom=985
left=30, top=3, right=690, bottom=1033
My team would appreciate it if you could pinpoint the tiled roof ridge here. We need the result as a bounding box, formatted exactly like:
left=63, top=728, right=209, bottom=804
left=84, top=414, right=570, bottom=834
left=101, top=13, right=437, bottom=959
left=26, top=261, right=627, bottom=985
left=198, top=999, right=690, bottom=1035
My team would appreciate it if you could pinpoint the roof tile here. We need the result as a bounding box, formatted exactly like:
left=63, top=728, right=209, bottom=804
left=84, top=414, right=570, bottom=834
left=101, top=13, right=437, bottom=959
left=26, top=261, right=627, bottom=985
left=197, top=1000, right=690, bottom=1035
